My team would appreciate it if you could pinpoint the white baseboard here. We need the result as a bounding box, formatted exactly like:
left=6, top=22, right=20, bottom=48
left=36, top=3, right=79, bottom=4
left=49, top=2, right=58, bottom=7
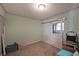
left=19, top=40, right=41, bottom=50
left=26, top=40, right=41, bottom=45
left=42, top=40, right=53, bottom=46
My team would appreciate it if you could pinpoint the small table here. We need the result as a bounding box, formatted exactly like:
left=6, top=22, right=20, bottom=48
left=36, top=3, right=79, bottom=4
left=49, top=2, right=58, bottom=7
left=63, top=44, right=75, bottom=52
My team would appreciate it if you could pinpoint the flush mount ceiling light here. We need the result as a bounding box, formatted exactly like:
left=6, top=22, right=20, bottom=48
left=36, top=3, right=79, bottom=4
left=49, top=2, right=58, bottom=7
left=38, top=4, right=46, bottom=10
left=35, top=3, right=47, bottom=10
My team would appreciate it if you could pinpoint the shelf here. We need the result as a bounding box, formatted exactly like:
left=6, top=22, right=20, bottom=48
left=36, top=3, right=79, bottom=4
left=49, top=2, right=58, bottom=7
left=63, top=44, right=75, bottom=53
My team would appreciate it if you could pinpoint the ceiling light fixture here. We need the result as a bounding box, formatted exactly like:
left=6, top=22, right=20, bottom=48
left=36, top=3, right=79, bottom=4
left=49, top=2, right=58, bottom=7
left=38, top=4, right=46, bottom=10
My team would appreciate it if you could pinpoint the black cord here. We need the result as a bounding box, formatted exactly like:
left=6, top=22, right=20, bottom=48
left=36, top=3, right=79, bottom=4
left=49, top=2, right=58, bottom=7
left=1, top=35, right=4, bottom=56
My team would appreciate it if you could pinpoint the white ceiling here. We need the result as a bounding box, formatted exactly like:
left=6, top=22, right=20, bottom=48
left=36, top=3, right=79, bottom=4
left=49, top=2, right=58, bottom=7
left=2, top=3, right=79, bottom=20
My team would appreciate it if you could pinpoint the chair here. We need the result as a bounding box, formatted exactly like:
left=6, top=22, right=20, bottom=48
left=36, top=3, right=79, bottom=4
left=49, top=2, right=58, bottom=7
left=66, top=31, right=78, bottom=45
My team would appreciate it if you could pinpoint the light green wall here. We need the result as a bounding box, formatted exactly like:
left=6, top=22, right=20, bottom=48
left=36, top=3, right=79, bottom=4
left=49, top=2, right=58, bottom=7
left=5, top=14, right=42, bottom=45
left=5, top=8, right=79, bottom=46
left=75, top=8, right=79, bottom=35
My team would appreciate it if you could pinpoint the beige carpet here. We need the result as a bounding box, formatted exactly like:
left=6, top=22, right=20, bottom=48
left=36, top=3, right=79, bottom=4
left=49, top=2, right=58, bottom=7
left=6, top=41, right=60, bottom=56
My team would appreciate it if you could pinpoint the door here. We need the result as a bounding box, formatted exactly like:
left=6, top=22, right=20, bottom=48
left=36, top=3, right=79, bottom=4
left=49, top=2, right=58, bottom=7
left=0, top=16, right=5, bottom=55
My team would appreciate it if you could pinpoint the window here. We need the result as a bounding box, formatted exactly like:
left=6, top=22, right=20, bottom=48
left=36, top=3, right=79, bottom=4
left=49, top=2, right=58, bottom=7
left=53, top=22, right=64, bottom=34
